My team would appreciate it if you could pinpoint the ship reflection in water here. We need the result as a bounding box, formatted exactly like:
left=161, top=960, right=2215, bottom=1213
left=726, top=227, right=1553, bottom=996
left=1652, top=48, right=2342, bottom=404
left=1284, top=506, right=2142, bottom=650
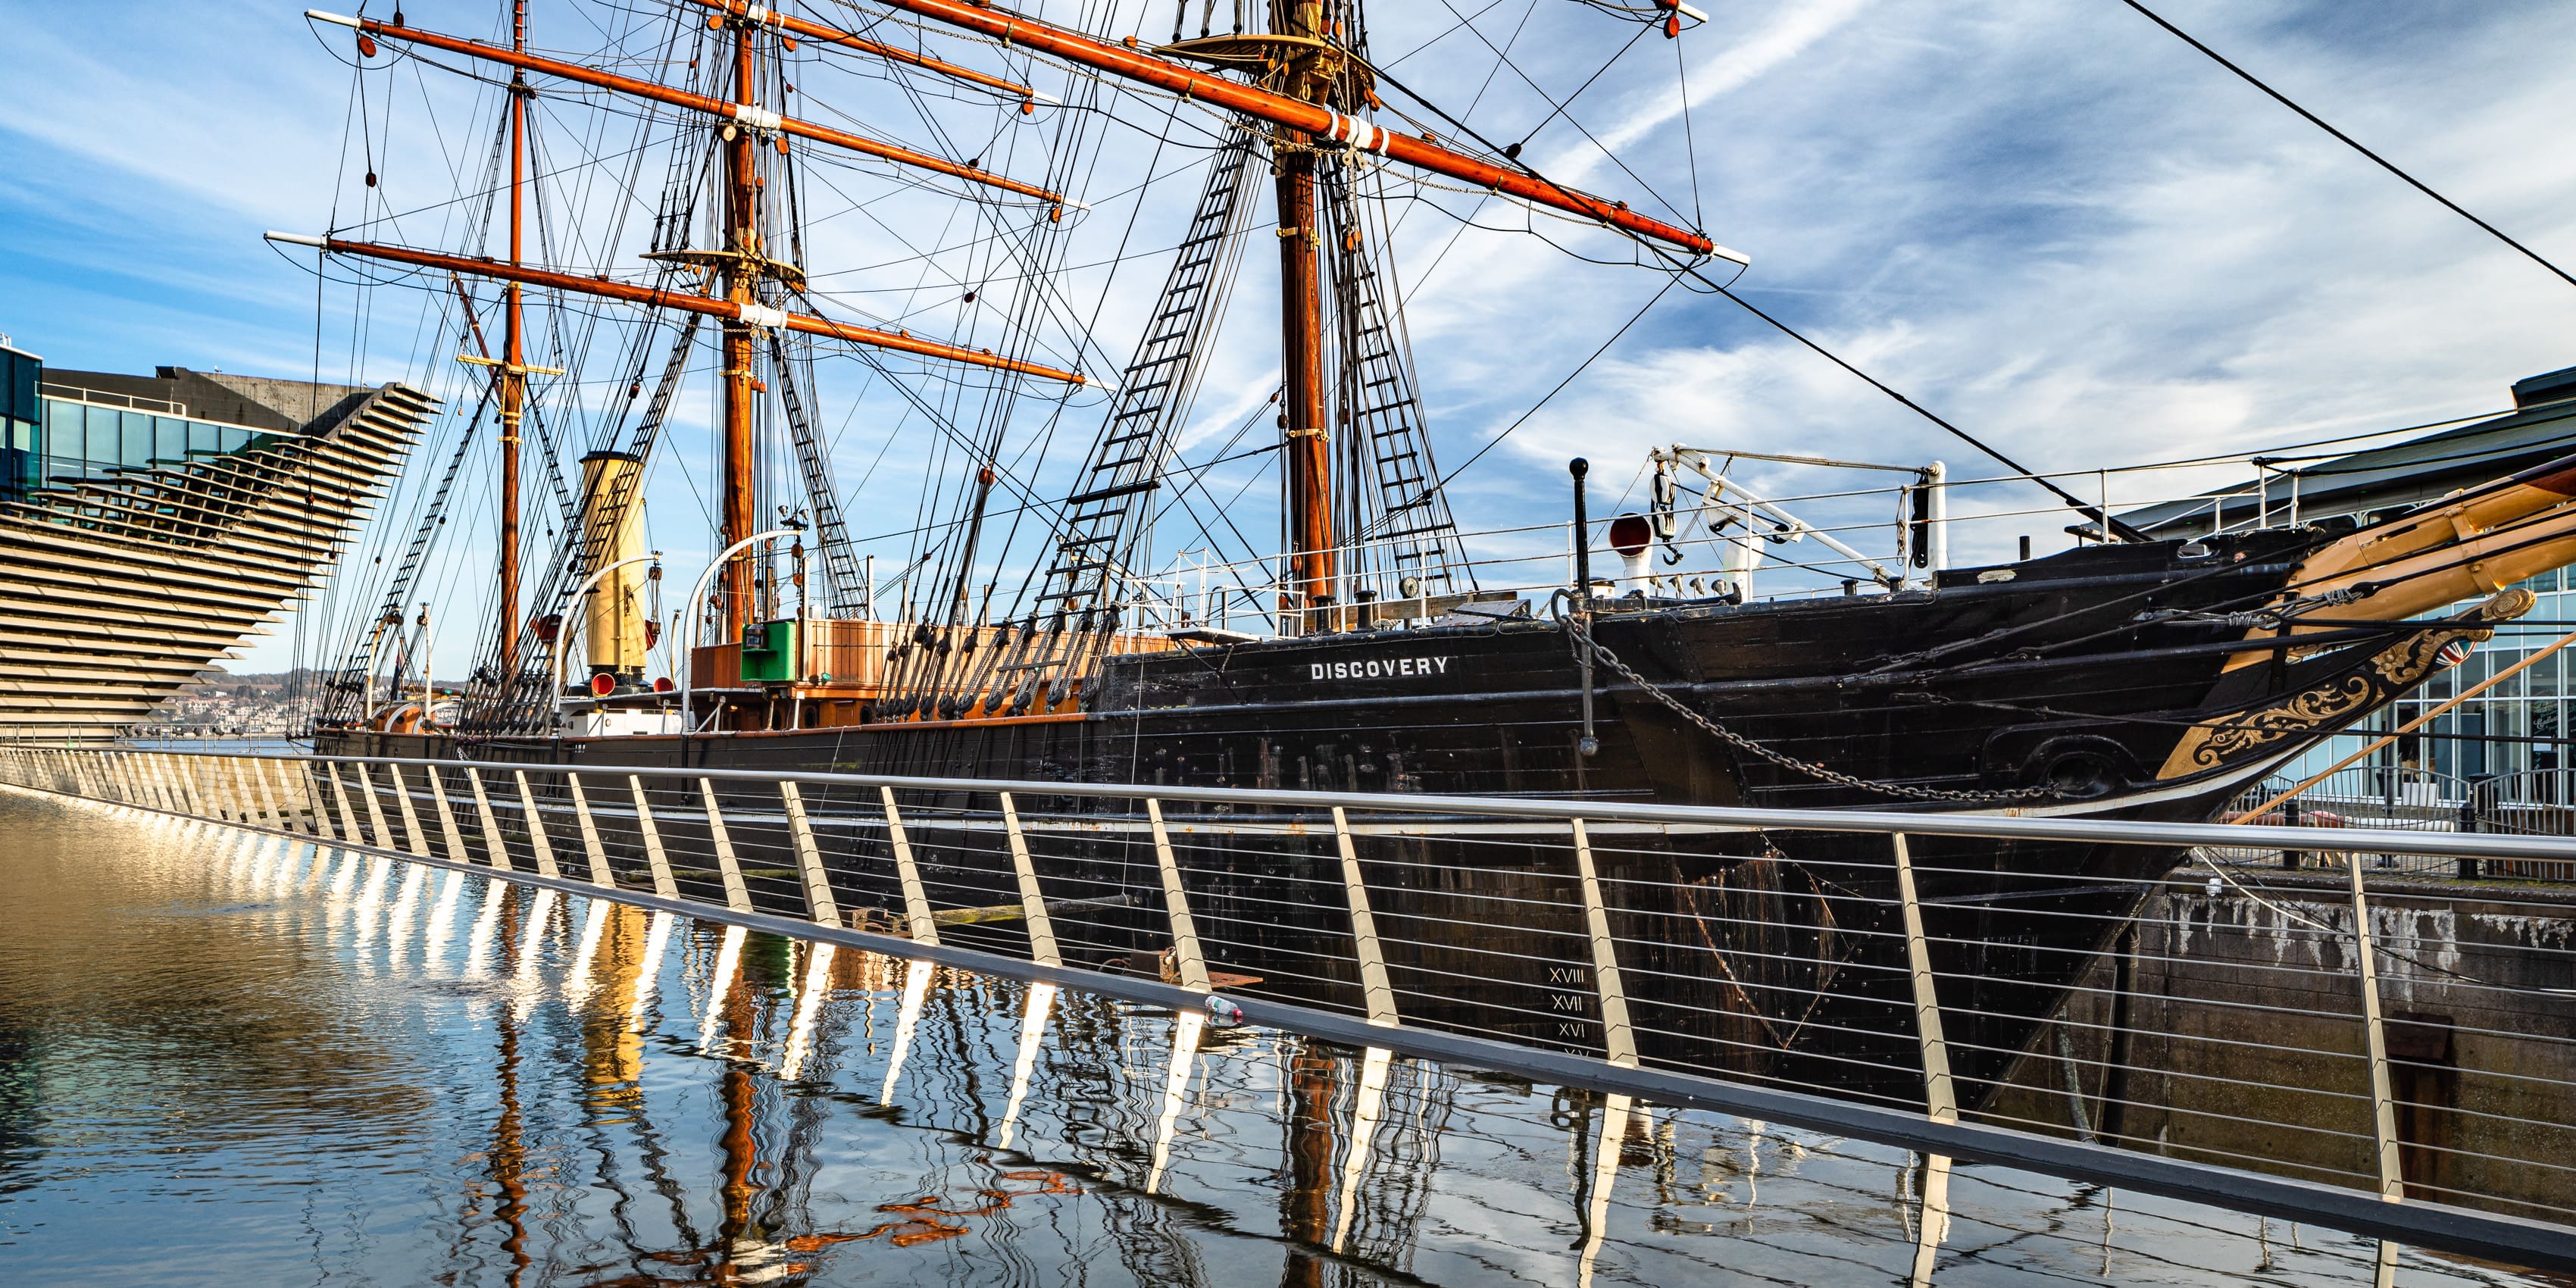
left=0, top=792, right=2543, bottom=1287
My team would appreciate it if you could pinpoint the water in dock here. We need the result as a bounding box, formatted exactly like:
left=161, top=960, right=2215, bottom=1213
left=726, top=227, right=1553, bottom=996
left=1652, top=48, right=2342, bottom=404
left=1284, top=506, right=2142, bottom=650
left=0, top=790, right=2549, bottom=1286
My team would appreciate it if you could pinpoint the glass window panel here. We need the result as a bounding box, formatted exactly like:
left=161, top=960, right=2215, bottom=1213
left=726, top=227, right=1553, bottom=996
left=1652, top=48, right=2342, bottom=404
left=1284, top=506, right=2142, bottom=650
left=220, top=426, right=249, bottom=455
left=123, top=411, right=153, bottom=467
left=85, top=405, right=117, bottom=467
left=188, top=417, right=217, bottom=455
left=5, top=352, right=35, bottom=423
left=155, top=414, right=185, bottom=463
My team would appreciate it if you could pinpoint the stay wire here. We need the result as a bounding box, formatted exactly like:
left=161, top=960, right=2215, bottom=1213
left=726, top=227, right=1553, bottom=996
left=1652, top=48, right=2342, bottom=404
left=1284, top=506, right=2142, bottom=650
left=2114, top=0, right=2576, bottom=291
left=1362, top=60, right=2149, bottom=545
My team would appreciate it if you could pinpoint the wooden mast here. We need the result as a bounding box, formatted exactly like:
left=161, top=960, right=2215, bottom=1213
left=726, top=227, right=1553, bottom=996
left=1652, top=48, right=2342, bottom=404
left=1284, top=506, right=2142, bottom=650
left=1274, top=1, right=1333, bottom=624
left=719, top=16, right=761, bottom=642
left=499, top=0, right=527, bottom=667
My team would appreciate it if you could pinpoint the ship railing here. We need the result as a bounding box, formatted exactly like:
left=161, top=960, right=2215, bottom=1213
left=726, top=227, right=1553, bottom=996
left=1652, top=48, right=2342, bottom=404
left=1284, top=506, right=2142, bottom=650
left=5, top=743, right=2575, bottom=1277
left=1126, top=513, right=1943, bottom=638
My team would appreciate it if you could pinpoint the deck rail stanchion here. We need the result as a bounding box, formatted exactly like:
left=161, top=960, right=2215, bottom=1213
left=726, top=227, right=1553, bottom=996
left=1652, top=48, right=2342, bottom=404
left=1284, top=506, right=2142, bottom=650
left=629, top=775, right=677, bottom=898
left=998, top=792, right=1059, bottom=966
left=386, top=764, right=428, bottom=856
left=780, top=780, right=839, bottom=927
left=428, top=764, right=467, bottom=861
left=1146, top=798, right=1209, bottom=992
left=1333, top=805, right=1399, bottom=1027
left=881, top=786, right=936, bottom=943
left=1570, top=818, right=1637, bottom=1067
left=513, top=769, right=561, bottom=878
left=567, top=771, right=614, bottom=888
left=467, top=767, right=509, bottom=869
left=1893, top=832, right=1956, bottom=1288
left=701, top=779, right=750, bottom=911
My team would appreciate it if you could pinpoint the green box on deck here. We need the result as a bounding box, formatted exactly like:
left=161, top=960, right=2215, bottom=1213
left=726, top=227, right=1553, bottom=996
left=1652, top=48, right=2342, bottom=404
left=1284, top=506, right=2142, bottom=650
left=738, top=618, right=799, bottom=683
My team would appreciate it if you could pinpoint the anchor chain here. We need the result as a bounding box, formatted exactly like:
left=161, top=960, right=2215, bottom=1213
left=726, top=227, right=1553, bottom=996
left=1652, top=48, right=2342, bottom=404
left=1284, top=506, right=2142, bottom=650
left=1570, top=617, right=2059, bottom=805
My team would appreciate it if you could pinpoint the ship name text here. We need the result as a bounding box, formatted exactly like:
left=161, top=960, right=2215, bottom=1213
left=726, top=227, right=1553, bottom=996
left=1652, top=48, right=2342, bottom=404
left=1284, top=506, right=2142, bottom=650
left=1311, top=656, right=1453, bottom=682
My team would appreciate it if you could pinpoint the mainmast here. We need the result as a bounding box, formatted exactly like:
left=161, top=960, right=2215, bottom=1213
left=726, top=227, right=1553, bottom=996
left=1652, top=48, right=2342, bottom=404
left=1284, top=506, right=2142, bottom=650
left=719, top=15, right=761, bottom=641
left=1274, top=1, right=1334, bottom=624
left=499, top=0, right=529, bottom=665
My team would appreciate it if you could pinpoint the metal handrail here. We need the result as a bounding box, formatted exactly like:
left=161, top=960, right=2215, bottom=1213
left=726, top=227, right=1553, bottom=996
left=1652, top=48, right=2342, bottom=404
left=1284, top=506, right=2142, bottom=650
left=8, top=742, right=2576, bottom=1277
left=37, top=742, right=2576, bottom=864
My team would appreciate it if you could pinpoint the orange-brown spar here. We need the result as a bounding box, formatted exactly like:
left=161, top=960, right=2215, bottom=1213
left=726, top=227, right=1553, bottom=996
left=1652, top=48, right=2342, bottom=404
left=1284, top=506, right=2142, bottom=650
left=267, top=235, right=1086, bottom=386
left=791, top=0, right=1732, bottom=258
left=674, top=0, right=1048, bottom=103
left=310, top=11, right=1070, bottom=205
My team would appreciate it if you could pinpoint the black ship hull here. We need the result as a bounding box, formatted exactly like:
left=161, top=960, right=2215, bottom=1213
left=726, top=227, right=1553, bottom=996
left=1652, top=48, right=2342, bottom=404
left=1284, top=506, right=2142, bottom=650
left=324, top=531, right=2508, bottom=1108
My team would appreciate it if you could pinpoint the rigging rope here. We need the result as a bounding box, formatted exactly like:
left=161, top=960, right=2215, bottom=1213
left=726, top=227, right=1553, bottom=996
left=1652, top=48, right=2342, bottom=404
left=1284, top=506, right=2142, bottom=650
left=2113, top=0, right=2576, bottom=292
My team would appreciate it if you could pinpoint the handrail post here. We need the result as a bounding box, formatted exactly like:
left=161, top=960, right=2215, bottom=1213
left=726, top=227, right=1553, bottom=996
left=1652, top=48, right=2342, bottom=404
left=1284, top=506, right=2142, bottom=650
left=882, top=786, right=937, bottom=944
left=2348, top=851, right=2406, bottom=1202
left=171, top=754, right=207, bottom=817
left=700, top=778, right=750, bottom=911
left=779, top=780, right=839, bottom=926
left=325, top=762, right=362, bottom=841
left=1570, top=818, right=1637, bottom=1067
left=1891, top=833, right=1956, bottom=1118
left=629, top=775, right=677, bottom=898
left=386, top=763, right=428, bottom=855
left=352, top=763, right=393, bottom=849
left=1333, top=805, right=1399, bottom=1027
left=427, top=764, right=467, bottom=861
left=467, top=766, right=510, bottom=869
left=1892, top=831, right=1955, bottom=1287
left=999, top=791, right=1059, bottom=966
left=567, top=771, right=614, bottom=888
left=250, top=757, right=286, bottom=831
left=1146, top=798, right=1209, bottom=991
left=299, top=761, right=335, bottom=839
left=514, top=769, right=561, bottom=878
left=219, top=756, right=253, bottom=822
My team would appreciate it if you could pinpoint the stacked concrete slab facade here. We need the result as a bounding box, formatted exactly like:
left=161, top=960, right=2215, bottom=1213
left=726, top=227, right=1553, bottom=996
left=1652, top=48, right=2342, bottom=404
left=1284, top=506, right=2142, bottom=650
left=0, top=353, right=436, bottom=734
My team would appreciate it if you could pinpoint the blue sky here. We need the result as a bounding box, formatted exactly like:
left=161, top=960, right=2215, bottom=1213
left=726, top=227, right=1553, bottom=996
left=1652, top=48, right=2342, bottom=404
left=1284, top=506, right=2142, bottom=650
left=5, top=0, right=2575, bottom=676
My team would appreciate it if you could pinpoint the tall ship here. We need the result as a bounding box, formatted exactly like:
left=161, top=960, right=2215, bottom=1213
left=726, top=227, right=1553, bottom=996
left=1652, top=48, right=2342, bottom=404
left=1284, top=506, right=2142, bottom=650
left=282, top=1, right=2576, bottom=1103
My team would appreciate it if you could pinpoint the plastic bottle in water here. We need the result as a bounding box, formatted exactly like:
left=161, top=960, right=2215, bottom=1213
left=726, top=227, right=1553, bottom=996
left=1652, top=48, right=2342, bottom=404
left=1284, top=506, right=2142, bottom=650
left=1205, top=994, right=1246, bottom=1028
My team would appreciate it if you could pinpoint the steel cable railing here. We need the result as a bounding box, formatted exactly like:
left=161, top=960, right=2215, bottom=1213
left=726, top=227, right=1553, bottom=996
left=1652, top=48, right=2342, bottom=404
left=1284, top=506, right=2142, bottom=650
left=6, top=742, right=2576, bottom=1274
